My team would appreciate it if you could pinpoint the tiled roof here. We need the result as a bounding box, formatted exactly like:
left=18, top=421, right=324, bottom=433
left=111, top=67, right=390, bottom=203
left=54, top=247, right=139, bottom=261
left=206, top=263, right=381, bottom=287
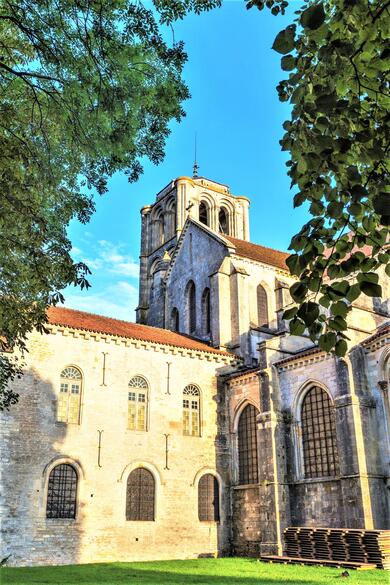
left=274, top=346, right=323, bottom=366
left=361, top=322, right=390, bottom=346
left=225, top=236, right=289, bottom=271
left=46, top=307, right=233, bottom=357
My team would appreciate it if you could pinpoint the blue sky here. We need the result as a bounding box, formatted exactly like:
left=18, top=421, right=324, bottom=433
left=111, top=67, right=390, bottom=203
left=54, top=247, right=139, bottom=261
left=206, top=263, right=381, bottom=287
left=66, top=1, right=309, bottom=321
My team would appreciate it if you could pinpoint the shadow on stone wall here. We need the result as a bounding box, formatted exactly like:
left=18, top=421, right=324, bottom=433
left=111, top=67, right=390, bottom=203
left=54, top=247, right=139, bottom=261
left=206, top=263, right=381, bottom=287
left=0, top=367, right=85, bottom=566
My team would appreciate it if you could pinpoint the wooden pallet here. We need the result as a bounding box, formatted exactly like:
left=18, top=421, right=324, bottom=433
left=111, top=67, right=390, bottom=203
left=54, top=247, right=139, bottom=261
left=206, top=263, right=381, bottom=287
left=260, top=555, right=377, bottom=570
left=283, top=527, right=390, bottom=569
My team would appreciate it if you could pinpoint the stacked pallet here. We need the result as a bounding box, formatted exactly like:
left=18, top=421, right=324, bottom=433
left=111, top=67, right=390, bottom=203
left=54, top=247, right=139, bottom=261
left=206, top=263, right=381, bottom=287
left=283, top=527, right=390, bottom=569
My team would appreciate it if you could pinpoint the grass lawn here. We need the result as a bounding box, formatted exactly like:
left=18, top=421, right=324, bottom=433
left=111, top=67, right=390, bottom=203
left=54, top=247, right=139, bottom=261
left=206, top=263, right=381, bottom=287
left=1, top=558, right=388, bottom=585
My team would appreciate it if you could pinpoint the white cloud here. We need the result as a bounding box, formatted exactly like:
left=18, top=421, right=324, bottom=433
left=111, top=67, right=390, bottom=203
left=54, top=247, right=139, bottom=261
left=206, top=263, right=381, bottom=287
left=71, top=240, right=139, bottom=279
left=64, top=281, right=138, bottom=321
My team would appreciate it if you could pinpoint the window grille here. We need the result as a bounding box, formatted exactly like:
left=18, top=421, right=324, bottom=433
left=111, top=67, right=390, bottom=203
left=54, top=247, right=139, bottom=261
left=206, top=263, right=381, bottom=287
left=238, top=404, right=259, bottom=485
left=198, top=474, right=220, bottom=521
left=57, top=366, right=82, bottom=424
left=126, top=468, right=155, bottom=521
left=46, top=464, right=77, bottom=519
left=183, top=384, right=200, bottom=436
left=301, top=386, right=339, bottom=478
left=257, top=285, right=269, bottom=328
left=188, top=281, right=196, bottom=334
left=128, top=376, right=149, bottom=431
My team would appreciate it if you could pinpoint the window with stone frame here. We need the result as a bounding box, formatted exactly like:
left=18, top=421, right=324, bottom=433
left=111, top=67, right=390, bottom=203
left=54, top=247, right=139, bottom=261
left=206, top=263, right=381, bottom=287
left=301, top=385, right=339, bottom=479
left=198, top=473, right=220, bottom=521
left=238, top=404, right=259, bottom=485
left=199, top=201, right=209, bottom=226
left=128, top=376, right=149, bottom=431
left=257, top=284, right=269, bottom=328
left=126, top=468, right=155, bottom=521
left=46, top=463, right=78, bottom=519
left=183, top=384, right=200, bottom=436
left=188, top=280, right=196, bottom=334
left=202, top=287, right=211, bottom=336
left=218, top=207, right=229, bottom=235
left=171, top=307, right=179, bottom=332
left=57, top=366, right=82, bottom=424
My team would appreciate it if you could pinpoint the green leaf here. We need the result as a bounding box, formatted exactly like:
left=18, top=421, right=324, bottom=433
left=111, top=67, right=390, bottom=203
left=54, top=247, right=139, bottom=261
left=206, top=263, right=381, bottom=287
left=283, top=307, right=298, bottom=320
left=346, top=283, right=361, bottom=302
left=290, top=317, right=306, bottom=336
left=281, top=55, right=296, bottom=71
left=297, top=301, right=320, bottom=326
left=329, top=315, right=348, bottom=331
left=357, top=272, right=379, bottom=284
left=360, top=281, right=382, bottom=297
left=319, top=332, right=337, bottom=352
left=286, top=254, right=303, bottom=276
left=272, top=26, right=296, bottom=54
left=334, top=339, right=348, bottom=357
left=301, top=3, right=326, bottom=30
left=290, top=281, right=308, bottom=302
left=331, top=301, right=348, bottom=317
left=373, top=193, right=389, bottom=215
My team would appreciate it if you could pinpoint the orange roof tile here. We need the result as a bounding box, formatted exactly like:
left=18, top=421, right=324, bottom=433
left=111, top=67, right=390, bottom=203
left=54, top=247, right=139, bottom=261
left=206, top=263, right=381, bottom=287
left=47, top=306, right=233, bottom=357
left=225, top=236, right=289, bottom=271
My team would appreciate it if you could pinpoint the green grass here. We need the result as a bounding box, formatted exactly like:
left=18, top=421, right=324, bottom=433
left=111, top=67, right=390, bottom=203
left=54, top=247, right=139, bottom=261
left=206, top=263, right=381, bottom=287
left=1, top=558, right=388, bottom=585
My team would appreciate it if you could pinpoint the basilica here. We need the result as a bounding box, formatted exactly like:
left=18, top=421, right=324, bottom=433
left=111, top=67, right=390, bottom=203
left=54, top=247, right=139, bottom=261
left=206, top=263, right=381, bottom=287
left=1, top=174, right=389, bottom=566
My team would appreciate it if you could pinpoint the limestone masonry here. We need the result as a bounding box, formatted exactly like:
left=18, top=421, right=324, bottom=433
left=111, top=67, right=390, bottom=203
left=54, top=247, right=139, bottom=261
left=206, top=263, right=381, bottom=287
left=1, top=174, right=389, bottom=566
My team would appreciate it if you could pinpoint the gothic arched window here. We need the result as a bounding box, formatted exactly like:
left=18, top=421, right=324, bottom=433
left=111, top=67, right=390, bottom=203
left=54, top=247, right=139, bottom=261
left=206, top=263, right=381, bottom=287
left=153, top=208, right=164, bottom=248
left=46, top=464, right=78, bottom=519
left=238, top=404, right=259, bottom=485
left=199, top=202, right=209, bottom=226
left=171, top=307, right=179, bottom=332
left=257, top=285, right=269, bottom=328
left=202, top=287, right=211, bottom=335
left=165, top=199, right=176, bottom=239
left=187, top=280, right=196, bottom=334
left=57, top=366, right=82, bottom=424
left=198, top=474, right=220, bottom=521
left=218, top=207, right=229, bottom=235
left=301, top=386, right=339, bottom=478
left=126, top=468, right=155, bottom=521
left=128, top=376, right=149, bottom=431
left=183, top=384, right=200, bottom=436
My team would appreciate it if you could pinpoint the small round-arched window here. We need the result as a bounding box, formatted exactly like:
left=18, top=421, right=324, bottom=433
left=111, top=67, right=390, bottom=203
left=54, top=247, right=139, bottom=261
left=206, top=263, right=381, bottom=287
left=128, top=376, right=149, bottom=431
left=57, top=366, right=82, bottom=424
left=199, top=202, right=209, bottom=226
left=218, top=208, right=229, bottom=235
left=46, top=463, right=78, bottom=519
left=183, top=384, right=200, bottom=436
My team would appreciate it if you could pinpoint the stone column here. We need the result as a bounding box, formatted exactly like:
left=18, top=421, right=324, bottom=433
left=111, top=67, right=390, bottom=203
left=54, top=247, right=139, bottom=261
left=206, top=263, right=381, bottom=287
left=136, top=206, right=152, bottom=324
left=257, top=369, right=290, bottom=556
left=210, top=266, right=231, bottom=350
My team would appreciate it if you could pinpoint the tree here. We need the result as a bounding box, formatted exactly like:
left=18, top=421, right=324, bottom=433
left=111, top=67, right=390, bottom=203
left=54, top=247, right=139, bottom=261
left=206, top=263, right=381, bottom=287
left=0, top=0, right=220, bottom=409
left=247, top=0, right=389, bottom=355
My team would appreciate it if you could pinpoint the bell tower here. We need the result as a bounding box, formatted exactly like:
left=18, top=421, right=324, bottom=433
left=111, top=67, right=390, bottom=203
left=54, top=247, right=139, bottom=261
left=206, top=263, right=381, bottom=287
left=136, top=175, right=250, bottom=326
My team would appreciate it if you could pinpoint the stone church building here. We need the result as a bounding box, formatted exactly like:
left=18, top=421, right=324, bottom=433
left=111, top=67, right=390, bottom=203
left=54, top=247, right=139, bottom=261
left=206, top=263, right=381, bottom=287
left=1, top=175, right=389, bottom=566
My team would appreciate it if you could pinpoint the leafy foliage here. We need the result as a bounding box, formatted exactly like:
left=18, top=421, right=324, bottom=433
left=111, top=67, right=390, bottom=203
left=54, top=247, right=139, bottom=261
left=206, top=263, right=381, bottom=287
left=248, top=0, right=390, bottom=355
left=0, top=0, right=220, bottom=408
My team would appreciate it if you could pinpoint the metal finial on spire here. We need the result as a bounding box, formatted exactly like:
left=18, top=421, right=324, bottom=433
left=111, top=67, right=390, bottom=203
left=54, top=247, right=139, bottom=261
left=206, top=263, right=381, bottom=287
left=193, top=133, right=199, bottom=178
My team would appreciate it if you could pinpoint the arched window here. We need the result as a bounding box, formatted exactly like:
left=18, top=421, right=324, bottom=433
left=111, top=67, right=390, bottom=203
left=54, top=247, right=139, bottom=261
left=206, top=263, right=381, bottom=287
left=238, top=404, right=259, bottom=485
left=198, top=474, right=220, bottom=521
left=46, top=464, right=78, bottom=519
left=202, top=287, right=211, bottom=335
left=257, top=285, right=269, bottom=328
left=199, top=202, right=209, bottom=226
left=126, top=468, right=155, bottom=521
left=183, top=384, right=200, bottom=436
left=301, top=386, right=339, bottom=478
left=153, top=208, right=164, bottom=248
left=128, top=376, right=149, bottom=431
left=187, top=280, right=196, bottom=334
left=218, top=207, right=229, bottom=235
left=57, top=366, right=82, bottom=424
left=171, top=307, right=179, bottom=332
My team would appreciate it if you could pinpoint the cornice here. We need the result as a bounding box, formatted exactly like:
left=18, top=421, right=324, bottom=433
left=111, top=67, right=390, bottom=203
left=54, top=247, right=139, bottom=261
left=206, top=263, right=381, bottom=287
left=276, top=349, right=330, bottom=372
left=47, top=324, right=240, bottom=365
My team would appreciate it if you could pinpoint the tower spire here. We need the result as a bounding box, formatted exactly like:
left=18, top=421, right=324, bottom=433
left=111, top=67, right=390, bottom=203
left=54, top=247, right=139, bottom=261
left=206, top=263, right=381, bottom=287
left=193, top=133, right=199, bottom=178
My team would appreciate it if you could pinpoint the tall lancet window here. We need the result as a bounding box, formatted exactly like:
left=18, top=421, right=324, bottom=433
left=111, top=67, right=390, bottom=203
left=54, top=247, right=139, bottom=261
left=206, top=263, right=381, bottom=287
left=199, top=202, right=209, bottom=226
left=202, top=287, right=211, bottom=336
left=257, top=285, right=269, bottom=328
left=238, top=404, right=259, bottom=485
left=171, top=307, right=179, bottom=332
left=218, top=208, right=229, bottom=235
left=187, top=280, right=196, bottom=334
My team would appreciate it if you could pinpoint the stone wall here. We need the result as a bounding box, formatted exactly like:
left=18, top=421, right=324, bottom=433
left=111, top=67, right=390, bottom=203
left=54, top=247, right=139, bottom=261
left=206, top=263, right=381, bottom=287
left=0, top=328, right=235, bottom=566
